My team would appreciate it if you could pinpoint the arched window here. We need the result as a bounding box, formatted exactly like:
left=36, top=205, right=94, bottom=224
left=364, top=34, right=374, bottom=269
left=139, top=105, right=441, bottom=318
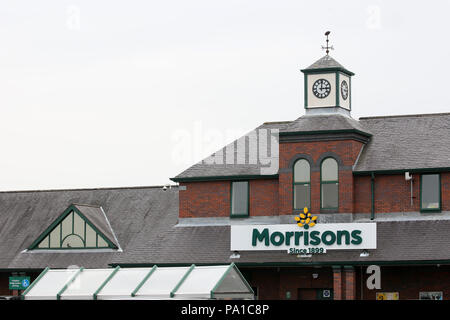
left=293, top=159, right=310, bottom=210
left=321, top=158, right=339, bottom=210
left=29, top=205, right=119, bottom=250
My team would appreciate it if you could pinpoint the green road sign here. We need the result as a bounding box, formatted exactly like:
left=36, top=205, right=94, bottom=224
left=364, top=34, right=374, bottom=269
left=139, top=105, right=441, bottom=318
left=9, top=276, right=30, bottom=290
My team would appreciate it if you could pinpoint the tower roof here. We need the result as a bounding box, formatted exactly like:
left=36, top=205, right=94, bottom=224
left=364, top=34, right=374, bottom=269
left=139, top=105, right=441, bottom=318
left=301, top=55, right=354, bottom=76
left=280, top=113, right=371, bottom=137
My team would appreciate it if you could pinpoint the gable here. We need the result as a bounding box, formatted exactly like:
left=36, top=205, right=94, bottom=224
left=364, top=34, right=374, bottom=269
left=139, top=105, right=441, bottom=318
left=28, top=204, right=118, bottom=250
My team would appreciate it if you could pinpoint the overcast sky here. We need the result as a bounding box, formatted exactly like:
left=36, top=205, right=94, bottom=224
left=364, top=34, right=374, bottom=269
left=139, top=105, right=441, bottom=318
left=0, top=1, right=449, bottom=191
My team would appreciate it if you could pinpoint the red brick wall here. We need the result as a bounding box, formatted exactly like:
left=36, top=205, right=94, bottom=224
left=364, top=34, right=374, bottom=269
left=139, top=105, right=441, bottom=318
left=279, top=139, right=364, bottom=215
left=249, top=179, right=279, bottom=216
left=353, top=175, right=371, bottom=213
left=179, top=179, right=279, bottom=218
left=279, top=140, right=363, bottom=169
left=344, top=267, right=356, bottom=300
left=333, top=267, right=343, bottom=300
left=443, top=172, right=450, bottom=211
left=178, top=145, right=450, bottom=218
left=179, top=181, right=230, bottom=218
left=374, top=174, right=418, bottom=213
left=354, top=172, right=450, bottom=214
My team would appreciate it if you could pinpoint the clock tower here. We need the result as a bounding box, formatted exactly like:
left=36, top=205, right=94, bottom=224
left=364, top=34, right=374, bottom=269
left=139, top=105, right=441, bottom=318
left=301, top=33, right=354, bottom=115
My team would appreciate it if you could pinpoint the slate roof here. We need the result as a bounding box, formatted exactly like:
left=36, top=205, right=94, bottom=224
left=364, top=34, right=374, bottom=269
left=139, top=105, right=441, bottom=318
left=354, top=113, right=450, bottom=172
left=112, top=218, right=450, bottom=266
left=301, top=55, right=354, bottom=75
left=171, top=121, right=289, bottom=181
left=2, top=186, right=450, bottom=269
left=0, top=186, right=178, bottom=269
left=305, top=55, right=346, bottom=70
left=280, top=114, right=371, bottom=136
left=172, top=112, right=450, bottom=181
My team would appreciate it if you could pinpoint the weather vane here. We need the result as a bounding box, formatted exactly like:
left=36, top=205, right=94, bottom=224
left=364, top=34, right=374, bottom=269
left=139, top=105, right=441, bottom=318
left=322, top=31, right=334, bottom=55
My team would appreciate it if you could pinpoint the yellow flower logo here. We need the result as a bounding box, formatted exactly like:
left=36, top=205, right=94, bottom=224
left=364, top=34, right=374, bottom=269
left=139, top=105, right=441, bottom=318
left=294, top=207, right=317, bottom=229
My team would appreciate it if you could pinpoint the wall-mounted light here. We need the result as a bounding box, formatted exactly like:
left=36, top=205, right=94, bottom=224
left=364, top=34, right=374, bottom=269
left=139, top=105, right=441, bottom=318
left=360, top=250, right=370, bottom=257
left=312, top=273, right=319, bottom=279
left=229, top=251, right=240, bottom=259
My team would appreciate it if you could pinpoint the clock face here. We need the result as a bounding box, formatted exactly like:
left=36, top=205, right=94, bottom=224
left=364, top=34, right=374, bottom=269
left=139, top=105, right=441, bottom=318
left=312, top=79, right=331, bottom=99
left=341, top=80, right=349, bottom=100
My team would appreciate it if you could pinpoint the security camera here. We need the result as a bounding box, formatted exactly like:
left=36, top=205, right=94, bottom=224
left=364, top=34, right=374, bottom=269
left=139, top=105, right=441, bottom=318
left=162, top=185, right=167, bottom=191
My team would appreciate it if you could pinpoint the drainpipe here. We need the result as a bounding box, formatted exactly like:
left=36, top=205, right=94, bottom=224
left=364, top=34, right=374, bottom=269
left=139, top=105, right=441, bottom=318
left=370, top=172, right=375, bottom=221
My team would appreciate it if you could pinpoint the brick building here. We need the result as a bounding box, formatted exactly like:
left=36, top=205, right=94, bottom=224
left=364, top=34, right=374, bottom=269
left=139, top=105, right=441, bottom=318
left=1, top=52, right=450, bottom=300
left=169, top=53, right=450, bottom=300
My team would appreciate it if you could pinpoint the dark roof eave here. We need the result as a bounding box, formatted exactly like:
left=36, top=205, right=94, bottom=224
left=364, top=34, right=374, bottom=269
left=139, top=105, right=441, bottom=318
left=353, top=167, right=450, bottom=175
left=280, top=129, right=372, bottom=138
left=170, top=174, right=279, bottom=183
left=300, top=67, right=355, bottom=76
left=234, top=260, right=450, bottom=267
left=110, top=260, right=450, bottom=268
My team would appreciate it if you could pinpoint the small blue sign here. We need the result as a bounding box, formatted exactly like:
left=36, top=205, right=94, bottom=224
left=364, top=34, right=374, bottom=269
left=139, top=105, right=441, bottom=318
left=22, top=279, right=30, bottom=288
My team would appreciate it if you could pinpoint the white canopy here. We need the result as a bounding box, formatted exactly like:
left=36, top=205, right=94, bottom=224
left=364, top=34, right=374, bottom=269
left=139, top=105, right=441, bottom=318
left=22, top=264, right=254, bottom=300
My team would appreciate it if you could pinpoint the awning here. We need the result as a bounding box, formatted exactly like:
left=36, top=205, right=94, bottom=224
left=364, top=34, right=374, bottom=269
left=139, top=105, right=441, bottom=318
left=22, top=263, right=254, bottom=300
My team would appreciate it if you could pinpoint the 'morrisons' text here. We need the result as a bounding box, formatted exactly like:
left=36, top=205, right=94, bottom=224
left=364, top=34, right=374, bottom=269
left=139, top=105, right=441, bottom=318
left=252, top=228, right=362, bottom=247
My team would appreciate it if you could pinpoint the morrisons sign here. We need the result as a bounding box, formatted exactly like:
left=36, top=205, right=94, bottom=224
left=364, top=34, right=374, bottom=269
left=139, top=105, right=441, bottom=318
left=230, top=223, right=376, bottom=253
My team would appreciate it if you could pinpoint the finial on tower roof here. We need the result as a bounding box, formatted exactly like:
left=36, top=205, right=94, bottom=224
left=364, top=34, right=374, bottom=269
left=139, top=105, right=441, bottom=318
left=321, top=31, right=334, bottom=55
